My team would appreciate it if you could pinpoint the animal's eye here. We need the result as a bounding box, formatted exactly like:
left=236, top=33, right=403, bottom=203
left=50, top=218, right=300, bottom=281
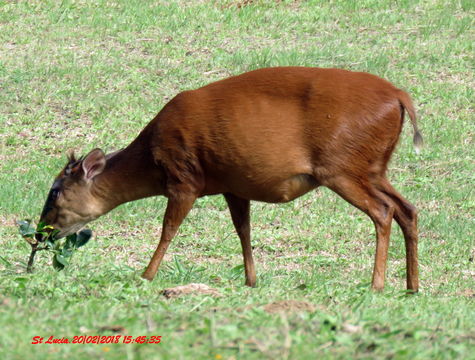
left=51, top=189, right=60, bottom=199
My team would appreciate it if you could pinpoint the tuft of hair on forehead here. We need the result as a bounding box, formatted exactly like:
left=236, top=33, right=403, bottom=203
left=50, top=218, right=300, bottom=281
left=67, top=150, right=77, bottom=163
left=63, top=150, right=84, bottom=176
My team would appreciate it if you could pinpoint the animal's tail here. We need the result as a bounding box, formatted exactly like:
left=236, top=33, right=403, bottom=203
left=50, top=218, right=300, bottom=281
left=398, top=90, right=423, bottom=154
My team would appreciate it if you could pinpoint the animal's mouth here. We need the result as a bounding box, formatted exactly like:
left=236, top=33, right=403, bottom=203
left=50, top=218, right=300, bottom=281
left=35, top=226, right=54, bottom=242
left=54, top=227, right=83, bottom=240
left=35, top=223, right=86, bottom=242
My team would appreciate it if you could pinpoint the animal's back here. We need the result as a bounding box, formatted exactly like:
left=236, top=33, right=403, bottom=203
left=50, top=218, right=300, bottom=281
left=149, top=67, right=407, bottom=201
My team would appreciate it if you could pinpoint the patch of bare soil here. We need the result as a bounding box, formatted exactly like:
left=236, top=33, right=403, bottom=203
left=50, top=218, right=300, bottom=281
left=162, top=283, right=221, bottom=298
left=98, top=325, right=126, bottom=334
left=0, top=298, right=11, bottom=307
left=263, top=300, right=316, bottom=314
left=457, top=289, right=475, bottom=298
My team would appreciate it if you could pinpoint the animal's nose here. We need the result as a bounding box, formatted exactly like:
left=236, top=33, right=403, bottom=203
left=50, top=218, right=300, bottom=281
left=35, top=232, right=44, bottom=242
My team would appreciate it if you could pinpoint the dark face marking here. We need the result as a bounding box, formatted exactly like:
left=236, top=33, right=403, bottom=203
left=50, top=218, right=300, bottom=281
left=38, top=154, right=84, bottom=225
left=39, top=179, right=63, bottom=221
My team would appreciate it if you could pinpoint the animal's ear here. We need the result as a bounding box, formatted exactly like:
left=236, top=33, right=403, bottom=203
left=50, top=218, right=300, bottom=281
left=82, top=148, right=106, bottom=180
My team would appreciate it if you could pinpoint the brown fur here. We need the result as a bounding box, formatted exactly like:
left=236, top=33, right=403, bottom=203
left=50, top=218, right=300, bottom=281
left=39, top=67, right=422, bottom=292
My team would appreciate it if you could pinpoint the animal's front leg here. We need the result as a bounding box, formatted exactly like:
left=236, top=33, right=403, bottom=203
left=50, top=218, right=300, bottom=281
left=142, top=193, right=196, bottom=281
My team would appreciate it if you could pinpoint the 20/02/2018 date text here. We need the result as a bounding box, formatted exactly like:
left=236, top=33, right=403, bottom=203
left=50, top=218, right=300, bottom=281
left=32, top=335, right=162, bottom=344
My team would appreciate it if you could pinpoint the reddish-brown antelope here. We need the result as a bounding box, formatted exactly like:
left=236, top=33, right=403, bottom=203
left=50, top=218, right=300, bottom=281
left=37, top=67, right=422, bottom=292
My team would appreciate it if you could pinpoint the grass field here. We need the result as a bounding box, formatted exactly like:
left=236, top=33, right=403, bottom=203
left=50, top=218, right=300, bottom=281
left=0, top=0, right=474, bottom=359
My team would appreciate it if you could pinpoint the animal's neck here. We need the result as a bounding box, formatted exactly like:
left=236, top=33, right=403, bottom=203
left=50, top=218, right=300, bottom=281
left=92, top=141, right=164, bottom=215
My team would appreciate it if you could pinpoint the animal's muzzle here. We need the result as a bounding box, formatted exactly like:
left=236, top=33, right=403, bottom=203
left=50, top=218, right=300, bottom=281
left=35, top=232, right=44, bottom=242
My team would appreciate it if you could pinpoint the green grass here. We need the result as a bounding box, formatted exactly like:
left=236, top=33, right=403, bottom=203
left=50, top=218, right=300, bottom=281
left=0, top=0, right=474, bottom=359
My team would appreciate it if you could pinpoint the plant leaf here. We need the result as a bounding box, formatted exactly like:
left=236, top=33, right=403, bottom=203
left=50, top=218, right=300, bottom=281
left=36, top=221, right=46, bottom=231
left=61, top=245, right=74, bottom=258
left=61, top=236, right=76, bottom=257
left=53, top=254, right=68, bottom=270
left=17, top=220, right=36, bottom=237
left=45, top=239, right=55, bottom=249
left=75, top=229, right=92, bottom=248
left=52, top=255, right=65, bottom=271
left=65, top=234, right=77, bottom=247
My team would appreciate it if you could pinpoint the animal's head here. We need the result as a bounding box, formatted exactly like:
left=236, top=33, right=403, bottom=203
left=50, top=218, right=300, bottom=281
left=36, top=149, right=107, bottom=241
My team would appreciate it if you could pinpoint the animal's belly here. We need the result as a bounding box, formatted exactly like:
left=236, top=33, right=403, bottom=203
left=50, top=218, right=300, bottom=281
left=229, top=174, right=320, bottom=203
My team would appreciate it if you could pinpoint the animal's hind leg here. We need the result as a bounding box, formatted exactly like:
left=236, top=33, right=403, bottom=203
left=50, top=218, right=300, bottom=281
left=325, top=175, right=395, bottom=291
left=377, top=180, right=419, bottom=292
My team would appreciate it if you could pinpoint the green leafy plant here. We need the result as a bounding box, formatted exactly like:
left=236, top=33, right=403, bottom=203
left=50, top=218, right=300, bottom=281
left=17, top=220, right=92, bottom=272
